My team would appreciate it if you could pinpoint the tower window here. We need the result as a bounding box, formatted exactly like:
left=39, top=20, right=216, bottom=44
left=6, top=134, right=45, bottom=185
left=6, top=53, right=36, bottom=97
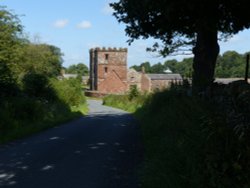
left=105, top=67, right=108, bottom=73
left=105, top=54, right=109, bottom=60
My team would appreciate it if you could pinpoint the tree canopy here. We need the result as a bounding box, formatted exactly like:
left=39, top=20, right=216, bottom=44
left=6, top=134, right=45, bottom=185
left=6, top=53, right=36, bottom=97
left=0, top=7, right=64, bottom=97
left=65, top=63, right=89, bottom=76
left=0, top=7, right=24, bottom=96
left=21, top=43, right=63, bottom=78
left=111, top=0, right=250, bottom=93
left=130, top=50, right=249, bottom=78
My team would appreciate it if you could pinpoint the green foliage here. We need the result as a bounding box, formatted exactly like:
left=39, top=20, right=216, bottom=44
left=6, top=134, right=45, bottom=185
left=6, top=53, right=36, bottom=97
left=21, top=43, right=63, bottom=78
left=0, top=97, right=84, bottom=144
left=130, top=50, right=250, bottom=78
left=65, top=63, right=89, bottom=76
left=134, top=86, right=250, bottom=188
left=0, top=7, right=87, bottom=144
left=128, top=85, right=140, bottom=100
left=111, top=0, right=250, bottom=56
left=0, top=7, right=23, bottom=65
left=51, top=78, right=86, bottom=106
left=103, top=94, right=147, bottom=113
left=215, top=51, right=249, bottom=78
left=22, top=73, right=56, bottom=100
left=0, top=7, right=24, bottom=96
left=0, top=62, right=19, bottom=97
left=103, top=83, right=250, bottom=187
left=112, top=0, right=250, bottom=91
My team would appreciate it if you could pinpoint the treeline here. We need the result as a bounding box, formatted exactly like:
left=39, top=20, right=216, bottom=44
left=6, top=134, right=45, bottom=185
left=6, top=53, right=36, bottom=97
left=64, top=63, right=89, bottom=76
left=130, top=51, right=250, bottom=78
left=0, top=7, right=86, bottom=143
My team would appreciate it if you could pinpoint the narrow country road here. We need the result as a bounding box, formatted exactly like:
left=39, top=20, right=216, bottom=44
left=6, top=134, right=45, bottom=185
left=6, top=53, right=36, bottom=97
left=0, top=100, right=142, bottom=188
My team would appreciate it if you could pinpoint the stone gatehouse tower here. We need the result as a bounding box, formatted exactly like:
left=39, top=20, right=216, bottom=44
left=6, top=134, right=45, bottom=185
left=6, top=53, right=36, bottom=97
left=89, top=47, right=128, bottom=94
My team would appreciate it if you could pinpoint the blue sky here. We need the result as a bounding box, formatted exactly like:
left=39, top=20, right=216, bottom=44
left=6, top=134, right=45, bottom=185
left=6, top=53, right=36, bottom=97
left=1, top=0, right=250, bottom=68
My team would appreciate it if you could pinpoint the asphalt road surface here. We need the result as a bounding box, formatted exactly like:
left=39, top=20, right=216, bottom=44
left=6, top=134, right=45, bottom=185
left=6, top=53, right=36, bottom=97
left=0, top=100, right=142, bottom=188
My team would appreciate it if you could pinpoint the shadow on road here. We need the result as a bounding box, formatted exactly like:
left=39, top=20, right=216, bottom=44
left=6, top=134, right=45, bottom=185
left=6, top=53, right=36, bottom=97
left=0, top=112, right=143, bottom=188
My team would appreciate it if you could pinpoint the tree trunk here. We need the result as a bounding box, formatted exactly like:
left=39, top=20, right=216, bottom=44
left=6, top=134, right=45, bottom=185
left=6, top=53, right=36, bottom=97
left=192, top=29, right=220, bottom=95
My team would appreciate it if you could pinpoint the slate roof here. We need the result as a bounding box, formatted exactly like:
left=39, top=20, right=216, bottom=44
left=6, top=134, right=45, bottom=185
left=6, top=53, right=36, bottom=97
left=214, top=78, right=246, bottom=84
left=146, top=74, right=182, bottom=80
left=63, top=74, right=89, bottom=80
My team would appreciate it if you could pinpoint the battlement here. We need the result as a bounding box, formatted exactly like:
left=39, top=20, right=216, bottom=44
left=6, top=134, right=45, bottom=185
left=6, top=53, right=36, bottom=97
left=90, top=47, right=127, bottom=52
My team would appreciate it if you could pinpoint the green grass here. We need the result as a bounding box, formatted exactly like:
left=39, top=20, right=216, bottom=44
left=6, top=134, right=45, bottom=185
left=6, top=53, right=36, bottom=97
left=136, top=88, right=250, bottom=188
left=103, top=94, right=147, bottom=113
left=0, top=98, right=88, bottom=145
left=71, top=102, right=89, bottom=114
left=103, top=87, right=250, bottom=188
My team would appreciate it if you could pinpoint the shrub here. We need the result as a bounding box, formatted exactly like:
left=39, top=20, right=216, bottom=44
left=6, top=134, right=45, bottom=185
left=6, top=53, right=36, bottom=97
left=128, top=85, right=140, bottom=100
left=136, top=86, right=250, bottom=188
left=22, top=73, right=56, bottom=101
left=51, top=78, right=86, bottom=106
left=103, top=94, right=148, bottom=113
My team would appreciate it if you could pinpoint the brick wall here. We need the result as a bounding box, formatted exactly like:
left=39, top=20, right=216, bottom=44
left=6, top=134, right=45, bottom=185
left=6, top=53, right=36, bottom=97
left=151, top=80, right=171, bottom=91
left=141, top=74, right=151, bottom=92
left=127, top=69, right=142, bottom=90
left=89, top=47, right=128, bottom=94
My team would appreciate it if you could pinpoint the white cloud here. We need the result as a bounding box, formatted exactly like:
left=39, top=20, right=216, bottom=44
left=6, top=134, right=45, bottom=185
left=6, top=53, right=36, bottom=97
left=53, top=19, right=69, bottom=28
left=77, top=21, right=92, bottom=29
left=102, top=3, right=114, bottom=15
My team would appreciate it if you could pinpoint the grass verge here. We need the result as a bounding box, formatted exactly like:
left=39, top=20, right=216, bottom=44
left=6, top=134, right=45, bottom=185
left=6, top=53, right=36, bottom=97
left=103, top=94, right=147, bottom=113
left=0, top=98, right=88, bottom=145
left=103, top=87, right=250, bottom=188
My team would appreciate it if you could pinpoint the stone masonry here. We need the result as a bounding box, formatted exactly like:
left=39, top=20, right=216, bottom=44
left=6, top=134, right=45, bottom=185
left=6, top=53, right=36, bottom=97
left=89, top=47, right=128, bottom=94
left=87, top=47, right=183, bottom=97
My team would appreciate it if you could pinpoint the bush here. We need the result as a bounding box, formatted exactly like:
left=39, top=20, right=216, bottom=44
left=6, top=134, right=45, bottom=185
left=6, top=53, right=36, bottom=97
left=51, top=78, right=86, bottom=106
left=128, top=85, right=140, bottom=100
left=0, top=96, right=73, bottom=143
left=22, top=73, right=56, bottom=100
left=135, top=87, right=250, bottom=188
left=0, top=77, right=87, bottom=144
left=103, top=93, right=148, bottom=112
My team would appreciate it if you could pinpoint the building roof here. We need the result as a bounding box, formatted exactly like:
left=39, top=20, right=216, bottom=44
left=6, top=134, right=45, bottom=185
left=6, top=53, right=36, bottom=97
left=214, top=78, right=250, bottom=84
left=63, top=74, right=89, bottom=80
left=146, top=74, right=182, bottom=80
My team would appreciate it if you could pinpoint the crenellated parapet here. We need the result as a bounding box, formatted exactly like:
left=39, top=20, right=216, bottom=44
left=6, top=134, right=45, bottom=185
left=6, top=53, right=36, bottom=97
left=89, top=47, right=127, bottom=52
left=89, top=46, right=128, bottom=92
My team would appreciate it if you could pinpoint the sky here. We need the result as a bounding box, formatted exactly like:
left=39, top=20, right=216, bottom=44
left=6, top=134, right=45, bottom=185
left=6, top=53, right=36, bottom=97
left=1, top=0, right=250, bottom=68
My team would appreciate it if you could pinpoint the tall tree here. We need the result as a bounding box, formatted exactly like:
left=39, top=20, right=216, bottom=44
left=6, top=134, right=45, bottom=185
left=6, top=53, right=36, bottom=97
left=130, top=61, right=151, bottom=73
left=65, top=63, right=89, bottom=76
left=151, top=63, right=165, bottom=73
left=0, top=7, right=23, bottom=96
left=111, top=0, right=250, bottom=93
left=21, top=43, right=63, bottom=77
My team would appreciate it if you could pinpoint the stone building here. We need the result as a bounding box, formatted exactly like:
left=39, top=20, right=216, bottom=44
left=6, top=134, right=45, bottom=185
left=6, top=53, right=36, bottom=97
left=87, top=47, right=182, bottom=96
left=127, top=68, right=142, bottom=90
left=127, top=68, right=182, bottom=92
left=89, top=47, right=128, bottom=95
left=140, top=72, right=183, bottom=92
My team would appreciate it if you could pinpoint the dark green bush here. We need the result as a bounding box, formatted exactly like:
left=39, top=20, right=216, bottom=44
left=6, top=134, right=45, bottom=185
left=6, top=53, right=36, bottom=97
left=0, top=97, right=73, bottom=143
left=0, top=77, right=87, bottom=144
left=0, top=62, right=19, bottom=97
left=135, top=87, right=250, bottom=188
left=51, top=78, right=86, bottom=106
left=128, top=85, right=140, bottom=100
left=22, top=73, right=56, bottom=100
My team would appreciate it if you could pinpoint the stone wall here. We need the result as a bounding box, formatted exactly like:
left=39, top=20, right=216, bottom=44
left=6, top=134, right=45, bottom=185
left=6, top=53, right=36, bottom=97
left=141, top=74, right=151, bottom=92
left=127, top=69, right=142, bottom=90
left=89, top=47, right=128, bottom=94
